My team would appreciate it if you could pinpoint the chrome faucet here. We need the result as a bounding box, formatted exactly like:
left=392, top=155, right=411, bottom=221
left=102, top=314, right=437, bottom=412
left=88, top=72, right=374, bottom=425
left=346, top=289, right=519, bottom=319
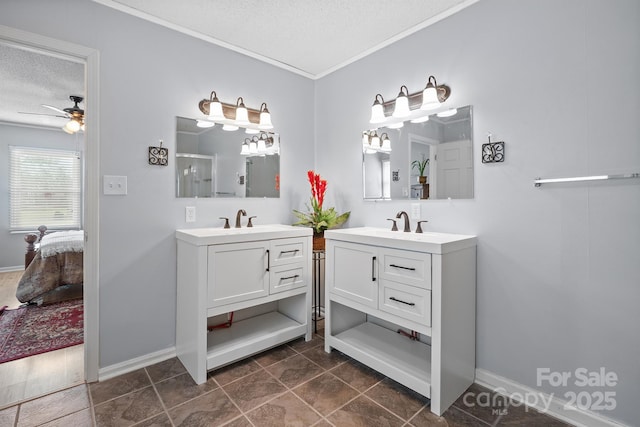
left=235, top=209, right=246, bottom=228
left=396, top=211, right=411, bottom=232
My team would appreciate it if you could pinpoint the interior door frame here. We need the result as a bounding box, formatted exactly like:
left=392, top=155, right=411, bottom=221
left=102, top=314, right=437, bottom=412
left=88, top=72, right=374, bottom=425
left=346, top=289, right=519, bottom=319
left=0, top=24, right=100, bottom=382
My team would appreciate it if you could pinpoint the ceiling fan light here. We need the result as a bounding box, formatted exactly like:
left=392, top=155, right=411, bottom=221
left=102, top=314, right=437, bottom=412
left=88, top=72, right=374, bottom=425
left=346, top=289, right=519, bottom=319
left=64, top=119, right=81, bottom=133
left=392, top=85, right=410, bottom=118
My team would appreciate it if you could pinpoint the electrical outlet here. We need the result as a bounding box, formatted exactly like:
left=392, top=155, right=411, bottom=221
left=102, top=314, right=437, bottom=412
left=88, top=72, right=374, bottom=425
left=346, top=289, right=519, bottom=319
left=410, top=203, right=421, bottom=220
left=185, top=206, right=196, bottom=223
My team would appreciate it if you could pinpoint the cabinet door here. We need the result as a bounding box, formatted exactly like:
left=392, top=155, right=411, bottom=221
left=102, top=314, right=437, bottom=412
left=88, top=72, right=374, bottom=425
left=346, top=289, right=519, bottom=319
left=327, top=240, right=378, bottom=308
left=208, top=241, right=269, bottom=307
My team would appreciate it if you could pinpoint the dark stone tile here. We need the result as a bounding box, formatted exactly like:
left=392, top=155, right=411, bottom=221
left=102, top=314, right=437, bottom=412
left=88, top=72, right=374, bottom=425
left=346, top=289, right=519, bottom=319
left=327, top=395, right=404, bottom=427
left=168, top=388, right=240, bottom=427
left=301, top=346, right=347, bottom=370
left=441, top=405, right=491, bottom=426
left=40, top=408, right=93, bottom=427
left=90, top=369, right=151, bottom=405
left=452, top=383, right=508, bottom=425
left=288, top=336, right=323, bottom=353
left=246, top=391, right=321, bottom=426
left=330, top=359, right=385, bottom=392
left=208, top=358, right=262, bottom=386
left=408, top=406, right=449, bottom=427
left=266, top=354, right=325, bottom=388
left=253, top=344, right=297, bottom=368
left=365, top=377, right=429, bottom=421
left=17, top=384, right=90, bottom=426
left=223, top=369, right=287, bottom=412
left=145, top=357, right=187, bottom=383
left=223, top=416, right=253, bottom=427
left=154, top=372, right=218, bottom=409
left=497, top=402, right=572, bottom=426
left=293, top=372, right=359, bottom=415
left=132, top=412, right=173, bottom=426
left=94, top=386, right=164, bottom=426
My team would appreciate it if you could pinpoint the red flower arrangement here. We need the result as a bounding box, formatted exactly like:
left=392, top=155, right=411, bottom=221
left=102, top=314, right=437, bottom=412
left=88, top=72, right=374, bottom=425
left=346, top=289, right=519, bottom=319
left=293, top=170, right=350, bottom=234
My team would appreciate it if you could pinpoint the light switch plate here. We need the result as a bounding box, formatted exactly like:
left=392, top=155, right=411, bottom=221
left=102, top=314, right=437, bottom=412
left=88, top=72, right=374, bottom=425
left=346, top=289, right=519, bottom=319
left=185, top=206, right=196, bottom=223
left=103, top=175, right=127, bottom=195
left=410, top=203, right=421, bottom=220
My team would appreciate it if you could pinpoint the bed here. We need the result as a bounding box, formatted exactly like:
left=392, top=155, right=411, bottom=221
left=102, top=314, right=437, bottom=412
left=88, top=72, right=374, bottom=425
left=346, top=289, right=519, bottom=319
left=17, top=226, right=84, bottom=306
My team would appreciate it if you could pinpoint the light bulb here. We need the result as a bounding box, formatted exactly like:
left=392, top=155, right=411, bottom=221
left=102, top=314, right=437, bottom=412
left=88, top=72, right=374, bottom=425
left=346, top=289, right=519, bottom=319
left=222, top=124, right=239, bottom=131
left=196, top=120, right=215, bottom=128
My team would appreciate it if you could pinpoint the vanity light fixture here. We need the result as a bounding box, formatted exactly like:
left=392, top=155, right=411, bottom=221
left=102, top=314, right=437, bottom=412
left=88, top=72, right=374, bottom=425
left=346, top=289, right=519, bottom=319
left=369, top=94, right=386, bottom=124
left=258, top=103, right=273, bottom=130
left=369, top=75, right=451, bottom=125
left=198, top=91, right=274, bottom=130
left=207, top=91, right=225, bottom=120
left=196, top=119, right=215, bottom=128
left=222, top=123, right=239, bottom=131
left=420, top=75, right=451, bottom=111
left=380, top=133, right=392, bottom=152
left=392, top=85, right=411, bottom=118
left=249, top=137, right=258, bottom=154
left=371, top=130, right=381, bottom=148
left=240, top=139, right=251, bottom=155
left=234, top=97, right=249, bottom=125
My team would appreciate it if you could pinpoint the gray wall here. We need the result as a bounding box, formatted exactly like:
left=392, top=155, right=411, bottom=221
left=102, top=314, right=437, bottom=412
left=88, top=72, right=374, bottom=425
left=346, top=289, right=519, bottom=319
left=2, top=0, right=315, bottom=367
left=314, top=0, right=639, bottom=424
left=0, top=123, right=82, bottom=268
left=3, top=0, right=639, bottom=424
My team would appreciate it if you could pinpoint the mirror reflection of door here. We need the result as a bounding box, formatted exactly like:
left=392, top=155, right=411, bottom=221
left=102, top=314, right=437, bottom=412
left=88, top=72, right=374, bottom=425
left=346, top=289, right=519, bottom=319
left=175, top=154, right=216, bottom=197
left=363, top=151, right=391, bottom=199
left=433, top=139, right=473, bottom=199
left=245, top=155, right=280, bottom=198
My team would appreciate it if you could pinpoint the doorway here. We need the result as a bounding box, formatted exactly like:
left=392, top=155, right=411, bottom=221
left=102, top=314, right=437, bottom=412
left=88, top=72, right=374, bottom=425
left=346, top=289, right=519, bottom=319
left=0, top=24, right=99, bottom=407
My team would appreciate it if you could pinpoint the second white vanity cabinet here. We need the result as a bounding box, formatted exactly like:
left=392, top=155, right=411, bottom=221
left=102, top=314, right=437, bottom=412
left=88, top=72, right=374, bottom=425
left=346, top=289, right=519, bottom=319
left=325, top=227, right=476, bottom=416
left=176, top=225, right=312, bottom=384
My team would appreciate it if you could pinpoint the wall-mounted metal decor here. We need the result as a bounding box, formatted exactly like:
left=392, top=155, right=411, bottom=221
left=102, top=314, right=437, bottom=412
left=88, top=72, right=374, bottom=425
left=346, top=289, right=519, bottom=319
left=149, top=140, right=168, bottom=166
left=482, top=134, right=504, bottom=163
left=392, top=170, right=400, bottom=182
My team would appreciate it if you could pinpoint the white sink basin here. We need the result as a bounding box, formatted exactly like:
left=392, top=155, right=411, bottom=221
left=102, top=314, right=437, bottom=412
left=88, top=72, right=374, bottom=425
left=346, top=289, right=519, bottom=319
left=324, top=227, right=476, bottom=254
left=176, top=224, right=312, bottom=246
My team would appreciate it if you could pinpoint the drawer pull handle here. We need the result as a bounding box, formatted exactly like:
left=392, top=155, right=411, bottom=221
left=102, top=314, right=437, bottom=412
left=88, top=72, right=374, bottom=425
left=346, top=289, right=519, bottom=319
left=280, top=274, right=299, bottom=281
left=372, top=256, right=377, bottom=281
left=390, top=264, right=416, bottom=271
left=390, top=296, right=415, bottom=306
left=280, top=249, right=299, bottom=254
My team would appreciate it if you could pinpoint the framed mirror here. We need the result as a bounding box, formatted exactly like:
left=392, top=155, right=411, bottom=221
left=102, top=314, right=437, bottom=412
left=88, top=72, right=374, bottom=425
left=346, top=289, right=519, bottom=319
left=176, top=117, right=280, bottom=198
left=362, top=105, right=473, bottom=200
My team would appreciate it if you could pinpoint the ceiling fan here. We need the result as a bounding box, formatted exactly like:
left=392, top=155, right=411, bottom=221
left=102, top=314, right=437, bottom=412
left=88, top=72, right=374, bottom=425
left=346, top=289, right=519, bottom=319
left=20, top=95, right=85, bottom=134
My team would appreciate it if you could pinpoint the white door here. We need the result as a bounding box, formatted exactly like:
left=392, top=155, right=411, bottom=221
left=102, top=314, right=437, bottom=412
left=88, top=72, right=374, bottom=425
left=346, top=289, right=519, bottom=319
left=434, top=139, right=473, bottom=199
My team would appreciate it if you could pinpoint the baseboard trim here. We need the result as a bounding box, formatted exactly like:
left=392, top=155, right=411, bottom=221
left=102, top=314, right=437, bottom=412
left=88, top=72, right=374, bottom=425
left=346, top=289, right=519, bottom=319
left=475, top=368, right=627, bottom=427
left=0, top=266, right=23, bottom=273
left=98, top=347, right=176, bottom=381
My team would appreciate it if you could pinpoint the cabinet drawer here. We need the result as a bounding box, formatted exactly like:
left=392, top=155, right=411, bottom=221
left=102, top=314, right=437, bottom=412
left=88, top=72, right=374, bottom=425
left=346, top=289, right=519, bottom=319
left=270, top=264, right=306, bottom=294
left=270, top=238, right=306, bottom=267
left=379, top=280, right=431, bottom=326
left=380, top=248, right=431, bottom=290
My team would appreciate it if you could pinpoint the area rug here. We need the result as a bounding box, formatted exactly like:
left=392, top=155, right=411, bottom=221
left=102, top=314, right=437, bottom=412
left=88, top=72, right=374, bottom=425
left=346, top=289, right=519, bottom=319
left=0, top=299, right=83, bottom=363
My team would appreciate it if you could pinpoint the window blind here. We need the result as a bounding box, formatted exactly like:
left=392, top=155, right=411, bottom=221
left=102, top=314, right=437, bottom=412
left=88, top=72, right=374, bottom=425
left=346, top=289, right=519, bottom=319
left=9, top=146, right=82, bottom=231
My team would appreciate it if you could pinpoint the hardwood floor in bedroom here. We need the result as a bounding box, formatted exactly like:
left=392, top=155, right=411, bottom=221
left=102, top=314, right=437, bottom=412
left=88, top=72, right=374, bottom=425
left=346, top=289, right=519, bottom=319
left=0, top=271, right=84, bottom=410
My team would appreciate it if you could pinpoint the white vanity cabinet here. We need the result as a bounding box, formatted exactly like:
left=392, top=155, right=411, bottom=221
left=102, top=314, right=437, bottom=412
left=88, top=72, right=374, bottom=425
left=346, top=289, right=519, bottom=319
left=176, top=225, right=312, bottom=384
left=324, top=227, right=476, bottom=416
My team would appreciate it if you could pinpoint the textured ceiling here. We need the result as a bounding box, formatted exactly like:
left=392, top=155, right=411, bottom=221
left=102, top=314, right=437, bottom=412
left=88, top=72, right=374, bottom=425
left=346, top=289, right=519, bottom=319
left=0, top=43, right=84, bottom=129
left=1, top=0, right=477, bottom=128
left=98, top=0, right=476, bottom=78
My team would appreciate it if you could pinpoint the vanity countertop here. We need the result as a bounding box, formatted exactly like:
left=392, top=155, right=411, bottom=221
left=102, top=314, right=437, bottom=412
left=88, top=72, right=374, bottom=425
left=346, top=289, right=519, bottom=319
left=176, top=224, right=312, bottom=246
left=325, top=227, right=476, bottom=254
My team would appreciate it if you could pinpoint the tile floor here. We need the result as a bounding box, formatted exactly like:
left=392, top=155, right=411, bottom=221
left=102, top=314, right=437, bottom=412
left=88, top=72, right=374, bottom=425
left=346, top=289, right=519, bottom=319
left=0, top=327, right=572, bottom=427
